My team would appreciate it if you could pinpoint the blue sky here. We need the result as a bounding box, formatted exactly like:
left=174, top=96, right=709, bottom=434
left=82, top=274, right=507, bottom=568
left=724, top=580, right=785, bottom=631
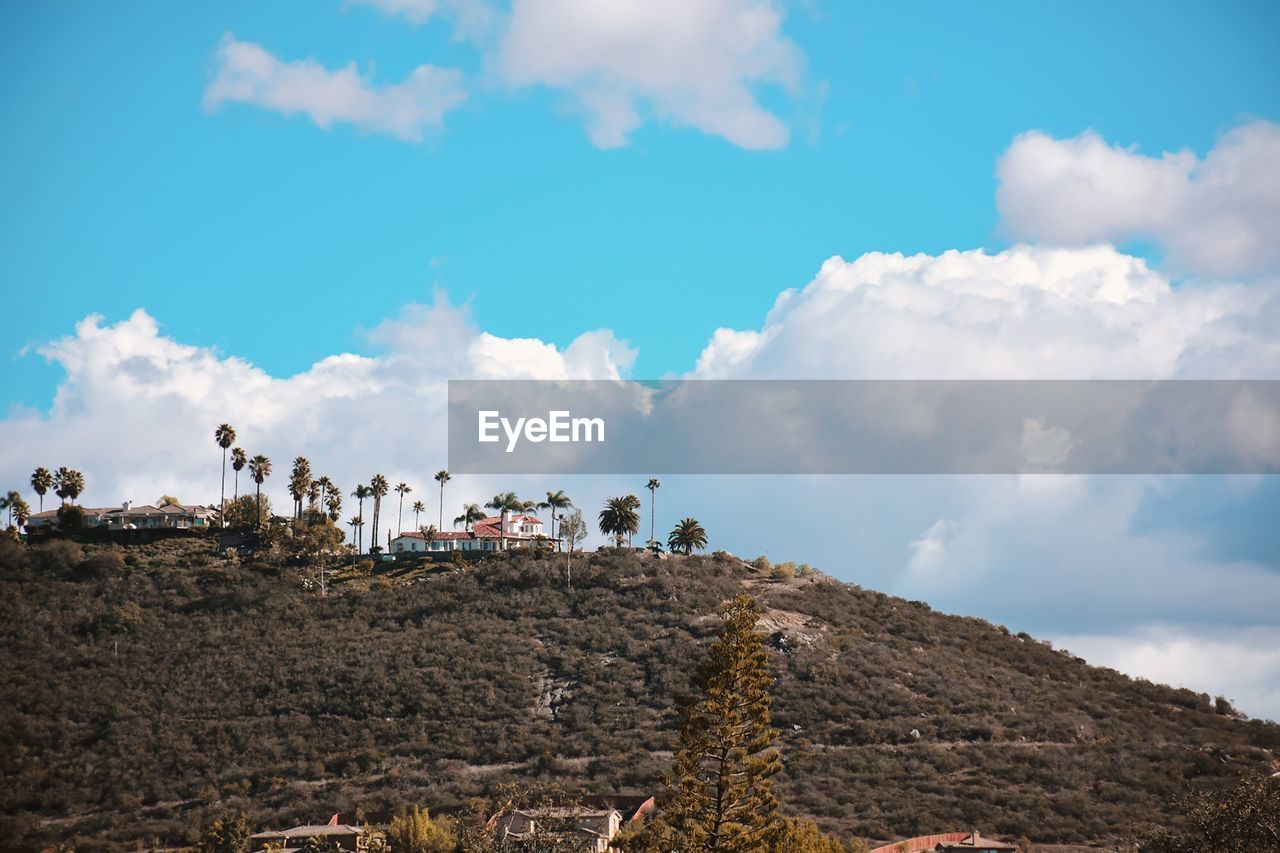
left=2, top=1, right=1279, bottom=717
left=4, top=0, right=1279, bottom=409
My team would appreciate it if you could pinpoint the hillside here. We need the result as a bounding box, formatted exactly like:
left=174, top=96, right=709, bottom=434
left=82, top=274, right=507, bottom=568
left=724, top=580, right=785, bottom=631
left=1, top=536, right=1277, bottom=851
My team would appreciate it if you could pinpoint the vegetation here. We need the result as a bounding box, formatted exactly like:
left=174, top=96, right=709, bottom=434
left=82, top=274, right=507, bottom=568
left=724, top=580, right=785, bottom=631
left=1, top=541, right=1277, bottom=850
left=434, top=471, right=451, bottom=531
left=667, top=517, right=708, bottom=555
left=1137, top=773, right=1279, bottom=852
left=386, top=805, right=456, bottom=853
left=645, top=478, right=661, bottom=549
left=632, top=594, right=782, bottom=851
left=598, top=496, right=640, bottom=547
left=29, top=468, right=52, bottom=514
left=215, top=424, right=236, bottom=527
left=248, top=455, right=272, bottom=529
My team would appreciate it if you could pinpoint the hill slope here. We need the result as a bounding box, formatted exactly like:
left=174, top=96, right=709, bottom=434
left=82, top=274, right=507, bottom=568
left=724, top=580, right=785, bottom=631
left=1, top=538, right=1277, bottom=850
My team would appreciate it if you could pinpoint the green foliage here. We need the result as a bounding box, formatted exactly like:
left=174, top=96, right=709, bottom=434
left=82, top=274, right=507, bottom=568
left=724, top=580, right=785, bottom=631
left=645, top=594, right=782, bottom=851
left=771, top=561, right=796, bottom=581
left=751, top=556, right=771, bottom=574
left=194, top=812, right=251, bottom=853
left=770, top=816, right=850, bottom=852
left=599, top=496, right=640, bottom=547
left=387, top=805, right=457, bottom=853
left=55, top=504, right=86, bottom=532
left=667, top=517, right=708, bottom=556
left=224, top=494, right=272, bottom=529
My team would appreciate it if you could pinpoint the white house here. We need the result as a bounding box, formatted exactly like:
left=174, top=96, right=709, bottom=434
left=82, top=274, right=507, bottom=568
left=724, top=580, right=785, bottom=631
left=390, top=509, right=552, bottom=553
left=25, top=501, right=217, bottom=531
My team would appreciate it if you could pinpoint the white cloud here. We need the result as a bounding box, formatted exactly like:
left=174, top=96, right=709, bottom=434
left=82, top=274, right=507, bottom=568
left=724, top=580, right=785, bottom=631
left=996, top=121, right=1280, bottom=277
left=203, top=33, right=467, bottom=141
left=496, top=0, right=803, bottom=149
left=693, top=244, right=1280, bottom=379
left=1054, top=626, right=1280, bottom=722
left=0, top=299, right=632, bottom=529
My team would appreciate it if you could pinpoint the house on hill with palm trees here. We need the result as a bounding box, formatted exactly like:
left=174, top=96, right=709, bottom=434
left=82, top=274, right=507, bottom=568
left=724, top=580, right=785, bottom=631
left=26, top=500, right=217, bottom=531
left=390, top=510, right=551, bottom=554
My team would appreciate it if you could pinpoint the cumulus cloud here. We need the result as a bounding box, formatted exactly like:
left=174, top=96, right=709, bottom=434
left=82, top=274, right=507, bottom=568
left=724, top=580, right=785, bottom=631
left=688, top=243, right=1280, bottom=718
left=0, top=299, right=633, bottom=524
left=203, top=33, right=467, bottom=141
left=496, top=0, right=803, bottom=149
left=996, top=121, right=1280, bottom=277
left=693, top=244, right=1280, bottom=379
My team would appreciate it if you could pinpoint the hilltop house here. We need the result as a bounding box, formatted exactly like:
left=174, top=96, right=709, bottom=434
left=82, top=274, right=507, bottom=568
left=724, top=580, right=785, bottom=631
left=486, top=795, right=654, bottom=852
left=25, top=501, right=217, bottom=531
left=390, top=509, right=552, bottom=554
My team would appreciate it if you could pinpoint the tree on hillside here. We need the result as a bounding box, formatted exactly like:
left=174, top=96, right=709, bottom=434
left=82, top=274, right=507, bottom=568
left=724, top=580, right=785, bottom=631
left=369, top=475, right=389, bottom=554
left=53, top=467, right=84, bottom=505
left=454, top=502, right=484, bottom=531
left=395, top=482, right=412, bottom=535
left=3, top=491, right=31, bottom=531
left=351, top=485, right=371, bottom=553
left=418, top=524, right=439, bottom=547
left=538, top=489, right=573, bottom=550
left=347, top=515, right=364, bottom=565
left=194, top=812, right=251, bottom=853
left=325, top=489, right=342, bottom=523
left=248, top=455, right=272, bottom=531
left=434, top=470, right=451, bottom=530
left=30, top=467, right=52, bottom=513
left=668, top=517, right=708, bottom=555
left=559, top=508, right=586, bottom=590
left=387, top=806, right=456, bottom=853
left=315, top=475, right=334, bottom=512
left=645, top=477, right=661, bottom=549
left=598, top=496, right=640, bottom=548
left=1139, top=773, right=1279, bottom=852
left=230, top=447, right=247, bottom=499
left=412, top=500, right=425, bottom=530
left=156, top=495, right=181, bottom=507
left=225, top=494, right=271, bottom=529
left=633, top=594, right=782, bottom=852
left=215, top=424, right=236, bottom=528
left=288, top=457, right=312, bottom=521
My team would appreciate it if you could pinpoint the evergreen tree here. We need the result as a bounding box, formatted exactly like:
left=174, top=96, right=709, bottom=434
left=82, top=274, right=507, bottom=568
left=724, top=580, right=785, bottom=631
left=643, top=593, right=783, bottom=852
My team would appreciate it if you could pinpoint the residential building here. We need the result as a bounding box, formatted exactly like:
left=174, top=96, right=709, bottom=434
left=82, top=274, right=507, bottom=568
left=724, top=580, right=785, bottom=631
left=490, top=805, right=622, bottom=852
left=25, top=501, right=217, bottom=531
left=390, top=510, right=552, bottom=554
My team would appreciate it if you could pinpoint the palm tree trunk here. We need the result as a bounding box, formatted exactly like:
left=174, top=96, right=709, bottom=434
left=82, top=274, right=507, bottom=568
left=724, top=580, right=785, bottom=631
left=438, top=483, right=445, bottom=531
left=255, top=482, right=262, bottom=530
left=220, top=447, right=227, bottom=529
left=397, top=494, right=404, bottom=536
left=649, top=489, right=655, bottom=545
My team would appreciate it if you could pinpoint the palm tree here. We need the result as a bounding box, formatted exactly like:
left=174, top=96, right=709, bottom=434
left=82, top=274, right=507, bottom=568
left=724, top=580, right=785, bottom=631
left=10, top=495, right=30, bottom=530
left=315, top=475, right=334, bottom=510
left=599, top=496, right=640, bottom=548
left=351, top=484, right=371, bottom=553
left=30, top=467, right=52, bottom=513
left=248, top=454, right=271, bottom=530
left=215, top=424, right=236, bottom=527
left=53, top=467, right=84, bottom=505
left=369, top=475, right=388, bottom=552
left=395, top=482, right=412, bottom=535
left=306, top=479, right=321, bottom=516
left=231, top=447, right=247, bottom=499
left=622, top=494, right=641, bottom=545
left=288, top=457, right=312, bottom=521
left=3, top=490, right=20, bottom=529
left=454, top=503, right=484, bottom=531
left=667, top=517, right=708, bottom=555
left=646, top=478, right=661, bottom=547
left=434, top=470, right=451, bottom=530
left=412, top=500, right=425, bottom=530
left=347, top=515, right=364, bottom=565
left=485, top=491, right=523, bottom=550
left=326, top=490, right=343, bottom=523
left=538, top=490, right=573, bottom=551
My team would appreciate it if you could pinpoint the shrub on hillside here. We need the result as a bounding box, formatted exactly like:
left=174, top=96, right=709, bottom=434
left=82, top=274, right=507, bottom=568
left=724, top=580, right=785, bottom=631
left=26, top=540, right=84, bottom=574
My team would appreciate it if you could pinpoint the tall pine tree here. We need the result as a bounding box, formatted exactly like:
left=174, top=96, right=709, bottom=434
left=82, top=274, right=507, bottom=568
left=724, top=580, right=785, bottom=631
left=643, top=593, right=784, bottom=852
